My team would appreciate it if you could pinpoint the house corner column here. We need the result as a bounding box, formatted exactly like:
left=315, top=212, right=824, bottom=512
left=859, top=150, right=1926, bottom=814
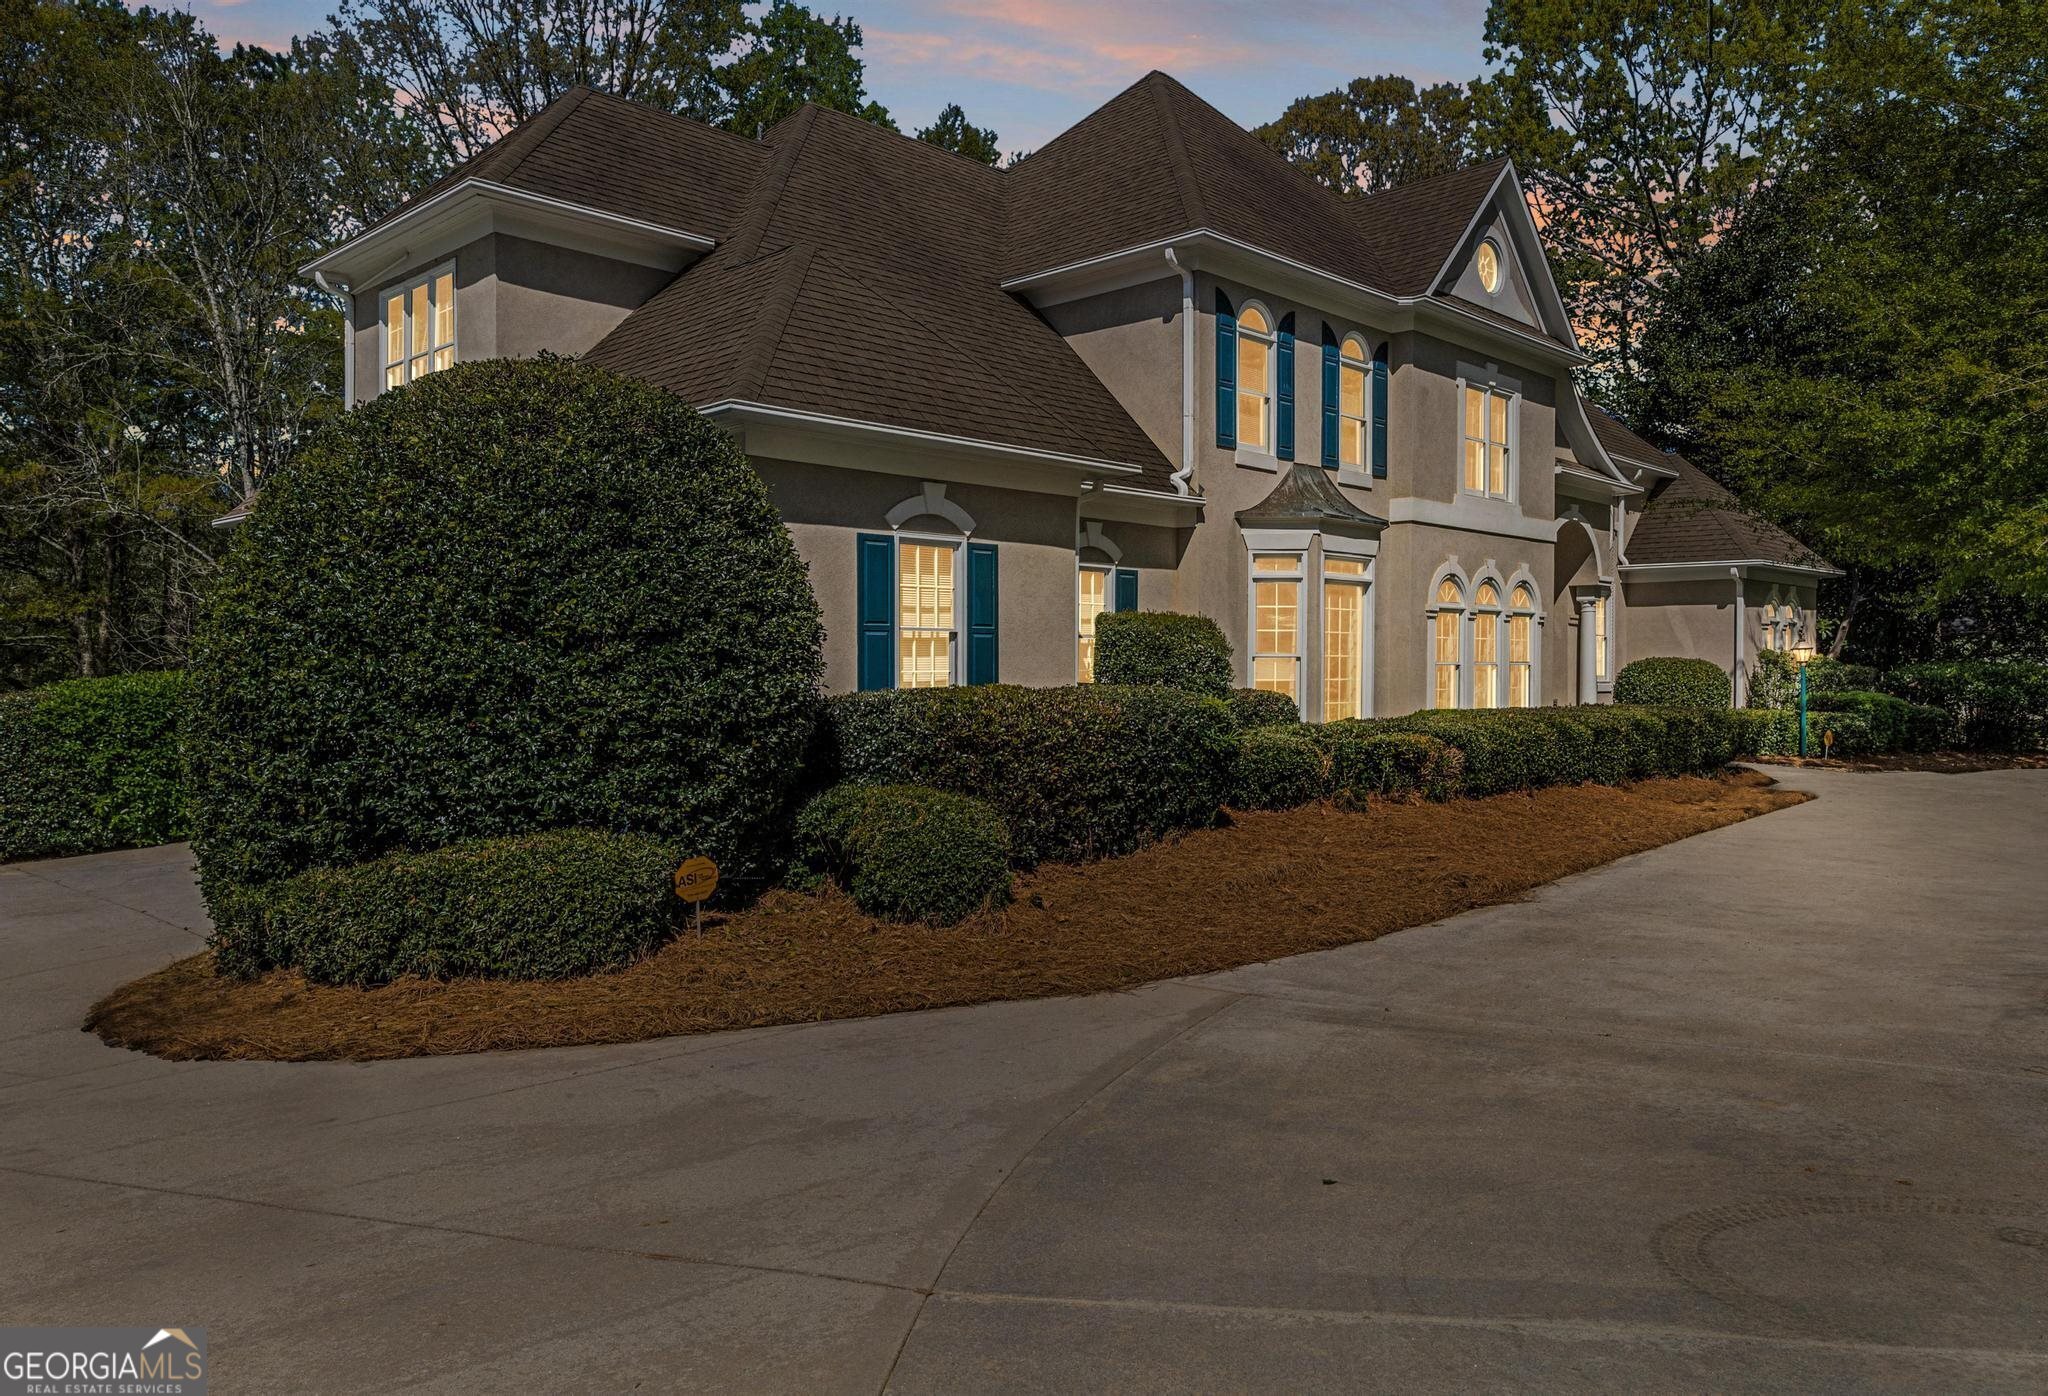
left=1576, top=593, right=1598, bottom=705
left=1731, top=567, right=1748, bottom=708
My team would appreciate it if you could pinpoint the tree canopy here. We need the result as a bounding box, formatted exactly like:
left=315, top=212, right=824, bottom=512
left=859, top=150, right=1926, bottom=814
left=916, top=102, right=1001, bottom=165
left=1254, top=75, right=1472, bottom=195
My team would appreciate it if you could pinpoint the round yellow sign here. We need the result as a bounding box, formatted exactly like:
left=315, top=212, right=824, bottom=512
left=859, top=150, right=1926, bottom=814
left=673, top=856, right=719, bottom=903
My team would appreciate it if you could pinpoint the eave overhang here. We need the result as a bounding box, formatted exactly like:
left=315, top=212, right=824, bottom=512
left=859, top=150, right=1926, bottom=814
left=302, top=179, right=716, bottom=292
left=1619, top=559, right=1843, bottom=584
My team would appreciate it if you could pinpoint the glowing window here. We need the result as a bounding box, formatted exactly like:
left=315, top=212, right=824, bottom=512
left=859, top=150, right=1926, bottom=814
left=1462, top=384, right=1514, bottom=498
left=383, top=265, right=455, bottom=389
left=1237, top=304, right=1274, bottom=451
left=1476, top=240, right=1501, bottom=294
left=897, top=542, right=957, bottom=688
left=1077, top=564, right=1110, bottom=682
left=1323, top=555, right=1368, bottom=721
left=1432, top=577, right=1464, bottom=709
left=1508, top=583, right=1535, bottom=707
left=1251, top=552, right=1302, bottom=703
left=1339, top=335, right=1369, bottom=469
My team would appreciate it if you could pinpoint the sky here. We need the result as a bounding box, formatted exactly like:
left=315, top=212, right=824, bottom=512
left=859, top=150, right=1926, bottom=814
left=172, top=0, right=1494, bottom=153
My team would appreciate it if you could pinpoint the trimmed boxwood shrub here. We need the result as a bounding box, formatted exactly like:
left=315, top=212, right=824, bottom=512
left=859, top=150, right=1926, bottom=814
left=1887, top=659, right=2048, bottom=749
left=1810, top=691, right=1949, bottom=753
left=187, top=358, right=823, bottom=973
left=820, top=684, right=1236, bottom=864
left=1728, top=708, right=1800, bottom=757
left=1225, top=686, right=1301, bottom=729
left=795, top=783, right=1011, bottom=924
left=1378, top=706, right=1736, bottom=796
left=1229, top=726, right=1327, bottom=810
left=214, top=829, right=681, bottom=985
left=0, top=671, right=191, bottom=861
left=1315, top=723, right=1464, bottom=804
left=1614, top=657, right=1730, bottom=709
left=1093, top=612, right=1232, bottom=697
left=1748, top=650, right=1880, bottom=710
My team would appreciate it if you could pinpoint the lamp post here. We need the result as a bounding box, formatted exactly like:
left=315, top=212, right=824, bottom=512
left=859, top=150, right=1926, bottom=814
left=1790, top=642, right=1818, bottom=756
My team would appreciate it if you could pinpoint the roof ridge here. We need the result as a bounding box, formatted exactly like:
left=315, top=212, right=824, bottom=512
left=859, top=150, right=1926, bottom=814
left=730, top=105, right=820, bottom=258
left=731, top=243, right=813, bottom=400
left=1147, top=74, right=1208, bottom=229
left=488, top=85, right=592, bottom=185
left=1355, top=153, right=1511, bottom=209
left=573, top=85, right=774, bottom=158
left=797, top=101, right=1010, bottom=177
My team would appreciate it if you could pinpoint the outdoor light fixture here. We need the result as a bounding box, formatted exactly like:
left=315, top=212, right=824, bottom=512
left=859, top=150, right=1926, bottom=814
left=1790, top=641, right=1818, bottom=755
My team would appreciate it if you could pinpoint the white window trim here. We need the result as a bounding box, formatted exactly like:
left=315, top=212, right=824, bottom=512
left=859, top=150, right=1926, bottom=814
left=1320, top=549, right=1375, bottom=722
left=1338, top=333, right=1371, bottom=475
left=380, top=260, right=456, bottom=390
left=1426, top=566, right=1471, bottom=710
left=892, top=529, right=964, bottom=690
left=1248, top=549, right=1305, bottom=705
left=1457, top=376, right=1519, bottom=502
left=1076, top=557, right=1113, bottom=682
left=1504, top=575, right=1542, bottom=707
left=1237, top=300, right=1278, bottom=455
left=1593, top=592, right=1614, bottom=686
left=1471, top=576, right=1506, bottom=709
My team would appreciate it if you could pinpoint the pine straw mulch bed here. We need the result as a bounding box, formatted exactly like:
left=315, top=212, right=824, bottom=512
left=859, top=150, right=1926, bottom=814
left=87, top=771, right=1805, bottom=1063
left=1750, top=751, right=2048, bottom=774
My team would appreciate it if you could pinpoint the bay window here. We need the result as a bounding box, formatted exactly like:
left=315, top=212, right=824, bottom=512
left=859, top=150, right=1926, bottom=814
left=1322, top=555, right=1368, bottom=721
left=1250, top=552, right=1303, bottom=703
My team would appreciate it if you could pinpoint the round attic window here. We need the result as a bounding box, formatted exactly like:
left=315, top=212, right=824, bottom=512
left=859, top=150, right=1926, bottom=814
left=1476, top=240, right=1502, bottom=293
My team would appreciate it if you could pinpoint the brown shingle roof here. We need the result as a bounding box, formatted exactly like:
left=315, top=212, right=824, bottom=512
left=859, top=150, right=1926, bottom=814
left=1347, top=157, right=1511, bottom=296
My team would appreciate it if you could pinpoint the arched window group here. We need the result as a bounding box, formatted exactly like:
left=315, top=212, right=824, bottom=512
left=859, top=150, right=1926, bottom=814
left=1430, top=570, right=1539, bottom=709
left=1762, top=597, right=1803, bottom=652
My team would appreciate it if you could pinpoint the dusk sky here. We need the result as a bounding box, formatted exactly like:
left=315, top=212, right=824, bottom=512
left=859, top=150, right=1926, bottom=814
left=175, top=0, right=1495, bottom=153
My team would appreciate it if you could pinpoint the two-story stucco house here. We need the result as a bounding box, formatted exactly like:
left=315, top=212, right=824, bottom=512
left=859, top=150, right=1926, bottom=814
left=297, top=72, right=1834, bottom=713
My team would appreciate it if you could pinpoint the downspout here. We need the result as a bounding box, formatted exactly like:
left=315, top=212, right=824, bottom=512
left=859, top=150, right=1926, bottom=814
left=1731, top=566, right=1747, bottom=708
left=313, top=270, right=354, bottom=409
left=1164, top=247, right=1195, bottom=494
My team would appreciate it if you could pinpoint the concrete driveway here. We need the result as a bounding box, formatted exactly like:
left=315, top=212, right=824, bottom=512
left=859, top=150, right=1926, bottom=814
left=3, top=765, right=2045, bottom=1392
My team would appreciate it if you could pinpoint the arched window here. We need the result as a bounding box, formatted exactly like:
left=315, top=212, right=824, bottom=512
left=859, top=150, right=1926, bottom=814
left=1431, top=576, right=1464, bottom=709
left=1507, top=583, right=1536, bottom=707
left=1237, top=304, right=1275, bottom=451
left=1338, top=335, right=1369, bottom=469
left=1473, top=581, right=1502, bottom=709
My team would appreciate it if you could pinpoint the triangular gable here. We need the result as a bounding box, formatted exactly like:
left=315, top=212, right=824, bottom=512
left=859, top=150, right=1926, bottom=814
left=1426, top=164, right=1577, bottom=350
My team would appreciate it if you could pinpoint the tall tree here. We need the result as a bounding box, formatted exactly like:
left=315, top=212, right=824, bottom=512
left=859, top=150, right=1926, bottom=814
left=1256, top=75, right=1473, bottom=195
left=1470, top=0, right=1820, bottom=390
left=1632, top=0, right=2048, bottom=656
left=327, top=0, right=748, bottom=165
left=715, top=1, right=892, bottom=137
left=915, top=102, right=999, bottom=165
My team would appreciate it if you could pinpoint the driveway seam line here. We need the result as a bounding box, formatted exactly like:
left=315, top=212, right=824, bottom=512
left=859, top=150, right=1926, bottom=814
left=6, top=865, right=207, bottom=942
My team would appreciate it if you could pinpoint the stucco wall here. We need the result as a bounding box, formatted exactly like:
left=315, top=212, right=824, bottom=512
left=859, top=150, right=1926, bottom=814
left=351, top=233, right=672, bottom=406
left=1039, top=277, right=1186, bottom=468
left=1620, top=576, right=1818, bottom=704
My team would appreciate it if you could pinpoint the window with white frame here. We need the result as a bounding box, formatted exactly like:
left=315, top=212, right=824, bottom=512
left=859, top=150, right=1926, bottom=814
left=1323, top=555, right=1368, bottom=721
left=1472, top=581, right=1502, bottom=708
left=1431, top=576, right=1464, bottom=709
left=897, top=540, right=958, bottom=688
left=383, top=265, right=455, bottom=389
left=1461, top=382, right=1514, bottom=497
left=1507, top=583, right=1536, bottom=707
left=1077, top=563, right=1111, bottom=681
left=1250, top=552, right=1302, bottom=702
left=1338, top=335, right=1369, bottom=470
left=1593, top=594, right=1611, bottom=682
left=1237, top=304, right=1276, bottom=451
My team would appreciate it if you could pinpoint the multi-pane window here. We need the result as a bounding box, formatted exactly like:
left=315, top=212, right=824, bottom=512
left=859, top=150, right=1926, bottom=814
left=1593, top=595, right=1610, bottom=682
left=1251, top=552, right=1302, bottom=703
left=1472, top=581, right=1501, bottom=708
left=383, top=266, right=455, bottom=389
left=1077, top=565, right=1110, bottom=682
left=1507, top=583, right=1535, bottom=707
left=1462, top=383, right=1513, bottom=497
left=1237, top=305, right=1275, bottom=451
left=1338, top=336, right=1369, bottom=470
left=1432, top=577, right=1463, bottom=709
left=1323, top=556, right=1368, bottom=721
left=897, top=541, right=957, bottom=688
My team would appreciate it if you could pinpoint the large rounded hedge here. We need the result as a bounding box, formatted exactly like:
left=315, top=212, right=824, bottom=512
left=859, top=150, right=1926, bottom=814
left=188, top=358, right=823, bottom=964
left=1614, top=656, right=1730, bottom=708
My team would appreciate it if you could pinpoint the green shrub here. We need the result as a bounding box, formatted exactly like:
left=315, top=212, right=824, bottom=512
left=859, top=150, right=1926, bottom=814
left=213, top=830, right=681, bottom=985
left=0, top=672, right=191, bottom=861
left=1748, top=650, right=1880, bottom=709
left=1378, top=706, right=1734, bottom=796
left=1224, top=686, right=1300, bottom=729
left=820, top=684, right=1236, bottom=864
left=795, top=784, right=1011, bottom=925
left=186, top=358, right=823, bottom=965
left=1614, top=657, right=1729, bottom=708
left=1886, top=660, right=2048, bottom=749
left=1229, top=726, right=1327, bottom=810
left=1728, top=708, right=1800, bottom=757
left=1810, top=690, right=1950, bottom=753
left=1092, top=612, right=1233, bottom=697
left=1315, top=724, right=1464, bottom=803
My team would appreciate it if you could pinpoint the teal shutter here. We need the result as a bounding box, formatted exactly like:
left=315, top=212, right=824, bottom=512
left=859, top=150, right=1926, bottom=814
left=1113, top=568, right=1138, bottom=612
left=1276, top=313, right=1296, bottom=461
left=966, top=542, right=998, bottom=684
left=1320, top=325, right=1339, bottom=469
left=1214, top=290, right=1236, bottom=449
left=856, top=533, right=894, bottom=691
left=1371, top=342, right=1389, bottom=479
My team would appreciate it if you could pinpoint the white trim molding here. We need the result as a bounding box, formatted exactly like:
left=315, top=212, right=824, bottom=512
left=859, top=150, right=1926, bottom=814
left=701, top=401, right=1150, bottom=479
left=1076, top=520, right=1123, bottom=562
left=887, top=481, right=975, bottom=535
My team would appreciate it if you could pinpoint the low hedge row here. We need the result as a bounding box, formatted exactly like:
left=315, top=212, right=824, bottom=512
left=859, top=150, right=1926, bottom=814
left=795, top=783, right=1011, bottom=924
left=1613, top=657, right=1730, bottom=709
left=1748, top=650, right=1880, bottom=710
left=0, top=671, right=191, bottom=862
left=1092, top=612, right=1233, bottom=697
left=1809, top=690, right=1949, bottom=754
left=1377, top=706, right=1742, bottom=796
left=819, top=684, right=1237, bottom=865
left=1886, top=660, right=2048, bottom=750
left=1224, top=687, right=1301, bottom=729
left=210, top=829, right=681, bottom=985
